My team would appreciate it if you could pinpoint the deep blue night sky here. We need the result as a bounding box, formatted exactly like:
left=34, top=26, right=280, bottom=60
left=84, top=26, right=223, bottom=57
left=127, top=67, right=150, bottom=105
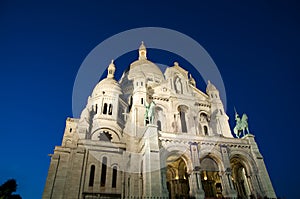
left=0, top=1, right=299, bottom=198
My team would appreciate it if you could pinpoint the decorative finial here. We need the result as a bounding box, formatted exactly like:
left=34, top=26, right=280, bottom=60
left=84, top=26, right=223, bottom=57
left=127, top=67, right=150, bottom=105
left=139, top=41, right=147, bottom=60
left=107, top=59, right=116, bottom=78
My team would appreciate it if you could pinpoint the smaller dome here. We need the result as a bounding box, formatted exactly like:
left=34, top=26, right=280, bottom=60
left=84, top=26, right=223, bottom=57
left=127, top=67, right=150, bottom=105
left=92, top=78, right=121, bottom=97
left=91, top=60, right=121, bottom=97
left=206, top=80, right=218, bottom=92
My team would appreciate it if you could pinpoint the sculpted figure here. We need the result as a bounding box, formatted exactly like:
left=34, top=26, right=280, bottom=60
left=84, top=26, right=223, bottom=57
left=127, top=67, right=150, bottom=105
left=144, top=101, right=156, bottom=125
left=175, top=77, right=182, bottom=94
left=233, top=109, right=250, bottom=138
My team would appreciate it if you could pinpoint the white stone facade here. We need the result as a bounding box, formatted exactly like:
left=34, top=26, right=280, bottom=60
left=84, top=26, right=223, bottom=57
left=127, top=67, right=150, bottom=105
left=43, top=43, right=276, bottom=199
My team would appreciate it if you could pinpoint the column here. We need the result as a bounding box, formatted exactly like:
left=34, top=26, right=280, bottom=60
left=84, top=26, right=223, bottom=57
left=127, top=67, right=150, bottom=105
left=189, top=143, right=205, bottom=199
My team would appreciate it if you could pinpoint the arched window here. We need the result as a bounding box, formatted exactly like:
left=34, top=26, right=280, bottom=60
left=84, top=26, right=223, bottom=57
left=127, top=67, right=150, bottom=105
left=180, top=111, right=187, bottom=133
left=157, top=120, right=162, bottom=131
left=89, top=165, right=95, bottom=187
left=69, top=128, right=72, bottom=133
left=204, top=126, right=208, bottom=136
left=200, top=113, right=208, bottom=122
left=95, top=104, right=98, bottom=114
left=100, top=157, right=107, bottom=186
left=108, top=104, right=113, bottom=115
left=103, top=103, right=108, bottom=114
left=128, top=96, right=133, bottom=112
left=112, top=166, right=117, bottom=188
left=178, top=105, right=188, bottom=133
left=141, top=98, right=143, bottom=105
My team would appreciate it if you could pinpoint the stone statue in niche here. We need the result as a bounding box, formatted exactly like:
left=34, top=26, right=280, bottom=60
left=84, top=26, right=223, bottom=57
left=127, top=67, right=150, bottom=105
left=175, top=77, right=182, bottom=94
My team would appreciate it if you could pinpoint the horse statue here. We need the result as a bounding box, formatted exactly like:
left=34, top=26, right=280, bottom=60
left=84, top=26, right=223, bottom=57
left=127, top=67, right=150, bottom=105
left=233, top=109, right=250, bottom=138
left=144, top=101, right=156, bottom=125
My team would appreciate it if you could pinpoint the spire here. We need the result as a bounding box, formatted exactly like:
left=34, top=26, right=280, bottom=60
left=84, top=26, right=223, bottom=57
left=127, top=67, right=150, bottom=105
left=139, top=41, right=147, bottom=60
left=107, top=60, right=116, bottom=78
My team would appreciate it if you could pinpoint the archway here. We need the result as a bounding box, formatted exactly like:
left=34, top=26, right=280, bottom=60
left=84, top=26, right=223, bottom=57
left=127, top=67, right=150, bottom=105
left=200, top=157, right=223, bottom=198
left=166, top=154, right=189, bottom=199
left=155, top=106, right=165, bottom=131
left=231, top=156, right=252, bottom=199
left=178, top=105, right=188, bottom=133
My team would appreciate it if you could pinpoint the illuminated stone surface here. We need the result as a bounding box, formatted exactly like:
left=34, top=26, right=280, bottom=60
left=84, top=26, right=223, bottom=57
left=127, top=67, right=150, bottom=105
left=43, top=43, right=276, bottom=199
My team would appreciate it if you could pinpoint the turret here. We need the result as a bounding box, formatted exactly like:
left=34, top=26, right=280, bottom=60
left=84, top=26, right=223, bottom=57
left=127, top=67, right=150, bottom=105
left=139, top=41, right=147, bottom=60
left=122, top=42, right=164, bottom=136
left=77, top=61, right=123, bottom=139
left=206, top=80, right=233, bottom=137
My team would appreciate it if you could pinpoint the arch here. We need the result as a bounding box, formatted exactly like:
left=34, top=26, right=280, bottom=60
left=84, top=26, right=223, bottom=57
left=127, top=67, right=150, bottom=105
left=108, top=104, right=113, bottom=115
left=203, top=125, right=208, bottom=135
left=199, top=112, right=209, bottom=122
left=177, top=105, right=189, bottom=133
left=157, top=120, right=162, bottom=131
left=155, top=105, right=166, bottom=131
left=88, top=165, right=95, bottom=187
left=165, top=152, right=190, bottom=199
left=98, top=131, right=113, bottom=142
left=160, top=146, right=193, bottom=173
left=199, top=149, right=225, bottom=172
left=100, top=156, right=107, bottom=187
left=91, top=127, right=121, bottom=142
left=103, top=103, right=108, bottom=114
left=200, top=156, right=223, bottom=198
left=201, top=157, right=219, bottom=171
left=95, top=104, right=98, bottom=114
left=229, top=150, right=258, bottom=174
left=64, top=139, right=72, bottom=147
left=229, top=151, right=261, bottom=198
left=112, top=166, right=118, bottom=188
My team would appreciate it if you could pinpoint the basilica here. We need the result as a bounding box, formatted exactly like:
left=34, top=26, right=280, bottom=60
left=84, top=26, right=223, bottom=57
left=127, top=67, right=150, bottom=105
left=43, top=43, right=276, bottom=199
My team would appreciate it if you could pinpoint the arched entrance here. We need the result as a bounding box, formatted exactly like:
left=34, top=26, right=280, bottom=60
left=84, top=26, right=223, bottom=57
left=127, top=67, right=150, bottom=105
left=231, top=156, right=252, bottom=199
left=200, top=157, right=223, bottom=198
left=166, top=154, right=189, bottom=199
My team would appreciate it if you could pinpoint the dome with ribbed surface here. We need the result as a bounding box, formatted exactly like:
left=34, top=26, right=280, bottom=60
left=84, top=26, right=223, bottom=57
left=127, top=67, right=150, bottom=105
left=206, top=80, right=218, bottom=92
left=91, top=60, right=121, bottom=97
left=91, top=78, right=121, bottom=97
left=128, top=59, right=164, bottom=81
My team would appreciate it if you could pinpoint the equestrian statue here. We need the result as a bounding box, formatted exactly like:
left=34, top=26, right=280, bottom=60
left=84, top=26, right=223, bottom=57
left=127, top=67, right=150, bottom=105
left=144, top=100, right=156, bottom=125
left=233, top=108, right=250, bottom=138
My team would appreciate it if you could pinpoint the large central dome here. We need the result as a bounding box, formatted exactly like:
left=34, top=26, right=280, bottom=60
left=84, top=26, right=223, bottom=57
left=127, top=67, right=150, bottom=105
left=127, top=42, right=164, bottom=82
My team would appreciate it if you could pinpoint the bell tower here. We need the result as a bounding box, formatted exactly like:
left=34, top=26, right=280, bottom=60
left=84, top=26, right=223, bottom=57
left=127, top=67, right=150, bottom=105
left=206, top=80, right=233, bottom=137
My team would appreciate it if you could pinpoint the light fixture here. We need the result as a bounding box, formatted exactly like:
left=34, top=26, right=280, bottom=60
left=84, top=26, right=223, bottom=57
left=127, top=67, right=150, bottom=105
left=204, top=171, right=208, bottom=180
